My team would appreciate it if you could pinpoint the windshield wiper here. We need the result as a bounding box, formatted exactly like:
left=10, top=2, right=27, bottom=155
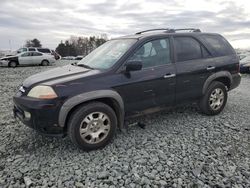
left=77, top=64, right=94, bottom=69
left=71, top=62, right=94, bottom=70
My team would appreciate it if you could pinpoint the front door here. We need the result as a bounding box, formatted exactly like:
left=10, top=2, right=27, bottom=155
left=18, top=52, right=33, bottom=65
left=114, top=38, right=176, bottom=113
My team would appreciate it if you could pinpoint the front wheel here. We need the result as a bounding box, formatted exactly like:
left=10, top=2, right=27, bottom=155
left=8, top=61, right=17, bottom=68
left=199, top=81, right=228, bottom=115
left=67, top=102, right=117, bottom=150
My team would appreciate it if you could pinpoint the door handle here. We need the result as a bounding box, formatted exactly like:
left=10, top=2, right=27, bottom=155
left=207, top=66, right=215, bottom=71
left=163, top=73, right=176, bottom=78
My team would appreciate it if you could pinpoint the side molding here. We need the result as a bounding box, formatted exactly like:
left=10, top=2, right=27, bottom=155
left=202, top=71, right=232, bottom=94
left=58, top=90, right=125, bottom=129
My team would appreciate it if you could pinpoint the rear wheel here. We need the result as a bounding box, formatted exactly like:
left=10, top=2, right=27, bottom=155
left=41, top=60, right=49, bottom=66
left=68, top=102, right=117, bottom=150
left=199, top=81, right=227, bottom=115
left=8, top=61, right=17, bottom=68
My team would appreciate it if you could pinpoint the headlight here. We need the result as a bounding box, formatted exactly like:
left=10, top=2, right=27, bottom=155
left=27, top=85, right=58, bottom=99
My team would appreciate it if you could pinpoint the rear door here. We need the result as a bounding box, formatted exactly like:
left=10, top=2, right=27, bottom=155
left=32, top=52, right=44, bottom=64
left=174, top=36, right=214, bottom=102
left=115, top=38, right=176, bottom=113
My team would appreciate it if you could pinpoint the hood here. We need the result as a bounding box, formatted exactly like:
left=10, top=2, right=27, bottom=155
left=0, top=55, right=17, bottom=60
left=23, top=65, right=101, bottom=88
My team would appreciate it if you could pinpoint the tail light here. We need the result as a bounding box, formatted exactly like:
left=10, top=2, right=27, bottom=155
left=236, top=63, right=240, bottom=73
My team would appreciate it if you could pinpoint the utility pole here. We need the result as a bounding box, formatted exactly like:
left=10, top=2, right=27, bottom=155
left=9, top=39, right=12, bottom=52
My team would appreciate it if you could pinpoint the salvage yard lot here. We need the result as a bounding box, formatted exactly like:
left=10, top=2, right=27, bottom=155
left=0, top=61, right=249, bottom=187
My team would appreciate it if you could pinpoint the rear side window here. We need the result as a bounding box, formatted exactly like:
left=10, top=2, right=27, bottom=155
left=174, top=37, right=203, bottom=62
left=28, top=48, right=36, bottom=51
left=202, top=35, right=234, bottom=56
left=37, top=48, right=51, bottom=53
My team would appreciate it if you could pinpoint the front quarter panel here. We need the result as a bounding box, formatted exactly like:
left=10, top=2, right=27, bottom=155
left=58, top=89, right=125, bottom=129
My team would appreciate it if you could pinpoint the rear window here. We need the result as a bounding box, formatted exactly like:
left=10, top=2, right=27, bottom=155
left=37, top=48, right=51, bottom=53
left=202, top=35, right=234, bottom=56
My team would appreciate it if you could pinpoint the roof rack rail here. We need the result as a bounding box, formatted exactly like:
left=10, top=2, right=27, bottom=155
left=135, top=28, right=170, bottom=35
left=171, top=28, right=201, bottom=33
left=135, top=28, right=201, bottom=35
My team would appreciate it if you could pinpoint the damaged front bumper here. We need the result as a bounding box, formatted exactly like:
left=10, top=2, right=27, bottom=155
left=0, top=60, right=9, bottom=66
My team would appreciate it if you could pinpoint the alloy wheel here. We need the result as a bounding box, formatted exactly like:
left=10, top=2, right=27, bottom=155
left=209, top=88, right=224, bottom=111
left=79, top=112, right=111, bottom=144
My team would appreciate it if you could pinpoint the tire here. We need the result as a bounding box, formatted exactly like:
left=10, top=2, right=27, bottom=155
left=8, top=61, right=17, bottom=68
left=41, top=60, right=49, bottom=66
left=199, top=81, right=228, bottom=115
left=68, top=102, right=117, bottom=150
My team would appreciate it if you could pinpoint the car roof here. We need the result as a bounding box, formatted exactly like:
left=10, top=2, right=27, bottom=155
left=19, top=51, right=43, bottom=54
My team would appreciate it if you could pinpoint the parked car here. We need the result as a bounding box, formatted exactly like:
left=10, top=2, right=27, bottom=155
left=17, top=47, right=61, bottom=60
left=61, top=56, right=76, bottom=60
left=13, top=28, right=241, bottom=150
left=0, top=51, right=55, bottom=67
left=240, top=56, right=250, bottom=73
left=75, top=55, right=84, bottom=60
left=239, top=54, right=246, bottom=60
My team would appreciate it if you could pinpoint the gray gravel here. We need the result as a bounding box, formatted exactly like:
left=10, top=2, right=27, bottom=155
left=0, top=61, right=250, bottom=187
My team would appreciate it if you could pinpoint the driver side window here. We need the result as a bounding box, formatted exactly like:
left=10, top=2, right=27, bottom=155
left=129, top=38, right=171, bottom=68
left=21, top=52, right=31, bottom=57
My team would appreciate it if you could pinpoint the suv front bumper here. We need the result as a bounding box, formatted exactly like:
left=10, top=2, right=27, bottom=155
left=13, top=93, right=64, bottom=136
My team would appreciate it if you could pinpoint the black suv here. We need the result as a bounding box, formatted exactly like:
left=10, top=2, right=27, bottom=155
left=13, top=28, right=241, bottom=150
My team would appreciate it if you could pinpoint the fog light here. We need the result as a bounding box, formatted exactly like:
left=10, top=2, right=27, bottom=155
left=24, top=111, right=31, bottom=119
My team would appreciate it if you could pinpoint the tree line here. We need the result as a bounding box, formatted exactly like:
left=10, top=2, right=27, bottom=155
left=25, top=34, right=108, bottom=57
left=25, top=38, right=42, bottom=48
left=56, top=35, right=108, bottom=57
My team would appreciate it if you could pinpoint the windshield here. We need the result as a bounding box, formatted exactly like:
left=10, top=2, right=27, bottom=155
left=78, top=39, right=136, bottom=69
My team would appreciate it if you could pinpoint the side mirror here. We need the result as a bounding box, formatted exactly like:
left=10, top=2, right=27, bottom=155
left=125, top=60, right=142, bottom=72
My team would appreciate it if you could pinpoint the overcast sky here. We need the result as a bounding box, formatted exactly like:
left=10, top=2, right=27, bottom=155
left=0, top=0, right=250, bottom=50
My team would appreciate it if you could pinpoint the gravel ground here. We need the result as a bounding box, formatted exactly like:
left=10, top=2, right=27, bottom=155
left=0, top=61, right=250, bottom=188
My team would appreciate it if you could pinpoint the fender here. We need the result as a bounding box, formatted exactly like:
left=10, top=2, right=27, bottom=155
left=202, top=71, right=232, bottom=94
left=58, top=89, right=125, bottom=129
left=2, top=56, right=19, bottom=64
